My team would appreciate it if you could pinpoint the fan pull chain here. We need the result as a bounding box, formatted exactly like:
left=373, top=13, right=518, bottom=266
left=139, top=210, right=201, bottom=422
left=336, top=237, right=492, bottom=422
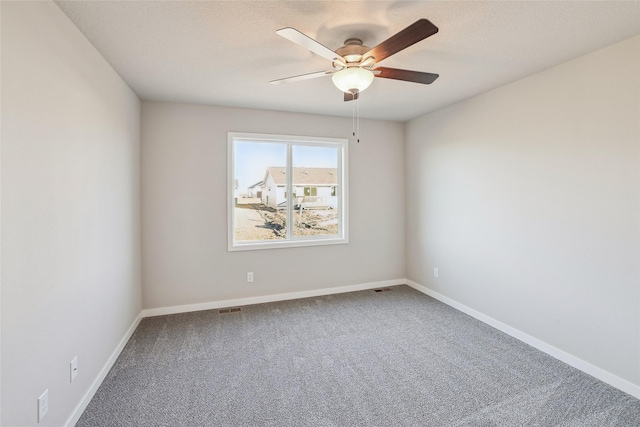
left=356, top=95, right=360, bottom=143
left=352, top=92, right=356, bottom=138
left=350, top=91, right=361, bottom=143
left=351, top=94, right=356, bottom=136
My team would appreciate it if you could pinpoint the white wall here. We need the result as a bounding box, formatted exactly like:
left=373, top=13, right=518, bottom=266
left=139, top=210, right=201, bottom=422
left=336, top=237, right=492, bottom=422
left=1, top=2, right=141, bottom=426
left=406, top=36, right=640, bottom=391
left=141, top=102, right=405, bottom=309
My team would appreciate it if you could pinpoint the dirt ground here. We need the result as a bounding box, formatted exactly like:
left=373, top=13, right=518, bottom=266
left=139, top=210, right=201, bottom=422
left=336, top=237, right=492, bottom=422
left=234, top=199, right=338, bottom=241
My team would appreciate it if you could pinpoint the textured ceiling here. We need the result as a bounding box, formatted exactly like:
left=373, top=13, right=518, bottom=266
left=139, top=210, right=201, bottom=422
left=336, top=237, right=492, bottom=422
left=56, top=1, right=640, bottom=122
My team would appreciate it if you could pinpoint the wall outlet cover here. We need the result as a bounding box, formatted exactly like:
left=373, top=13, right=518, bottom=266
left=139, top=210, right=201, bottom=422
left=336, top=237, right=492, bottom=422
left=38, top=389, right=49, bottom=422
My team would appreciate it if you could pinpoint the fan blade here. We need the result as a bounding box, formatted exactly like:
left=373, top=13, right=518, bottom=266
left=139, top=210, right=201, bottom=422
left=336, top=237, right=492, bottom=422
left=363, top=19, right=438, bottom=63
left=344, top=92, right=359, bottom=102
left=276, top=27, right=344, bottom=62
left=270, top=70, right=333, bottom=85
left=374, top=67, right=439, bottom=84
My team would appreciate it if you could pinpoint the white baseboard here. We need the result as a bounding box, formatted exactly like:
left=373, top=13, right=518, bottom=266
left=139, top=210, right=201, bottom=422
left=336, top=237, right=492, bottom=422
left=142, top=279, right=405, bottom=318
left=65, top=277, right=638, bottom=426
left=64, top=313, right=143, bottom=427
left=405, top=279, right=640, bottom=399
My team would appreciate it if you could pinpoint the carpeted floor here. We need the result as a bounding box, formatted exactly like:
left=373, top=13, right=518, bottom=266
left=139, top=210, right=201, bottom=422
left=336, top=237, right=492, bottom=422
left=77, top=285, right=640, bottom=426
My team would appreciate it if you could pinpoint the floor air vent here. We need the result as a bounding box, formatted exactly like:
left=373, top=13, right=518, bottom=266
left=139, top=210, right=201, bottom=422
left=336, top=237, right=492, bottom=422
left=218, top=307, right=242, bottom=314
left=373, top=288, right=392, bottom=293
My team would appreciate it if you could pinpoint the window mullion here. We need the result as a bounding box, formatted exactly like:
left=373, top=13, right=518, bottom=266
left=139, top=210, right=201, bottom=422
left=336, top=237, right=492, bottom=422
left=337, top=147, right=342, bottom=235
left=286, top=142, right=293, bottom=240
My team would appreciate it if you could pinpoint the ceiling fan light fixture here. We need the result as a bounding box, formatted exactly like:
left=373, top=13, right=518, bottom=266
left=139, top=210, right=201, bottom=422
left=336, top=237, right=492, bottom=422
left=331, top=67, right=374, bottom=94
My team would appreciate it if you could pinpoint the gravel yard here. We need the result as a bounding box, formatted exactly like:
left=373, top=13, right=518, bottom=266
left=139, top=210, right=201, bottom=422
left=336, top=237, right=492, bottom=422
left=234, top=201, right=338, bottom=241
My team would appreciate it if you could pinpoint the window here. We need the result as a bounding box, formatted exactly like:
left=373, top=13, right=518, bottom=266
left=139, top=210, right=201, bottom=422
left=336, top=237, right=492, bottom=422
left=228, top=132, right=348, bottom=251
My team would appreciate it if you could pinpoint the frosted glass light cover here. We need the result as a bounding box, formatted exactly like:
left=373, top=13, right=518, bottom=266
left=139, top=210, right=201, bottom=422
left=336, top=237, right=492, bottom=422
left=332, top=68, right=374, bottom=93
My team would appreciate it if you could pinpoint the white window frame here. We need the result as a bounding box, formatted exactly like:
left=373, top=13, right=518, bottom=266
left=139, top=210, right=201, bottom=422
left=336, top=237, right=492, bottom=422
left=228, top=132, right=349, bottom=251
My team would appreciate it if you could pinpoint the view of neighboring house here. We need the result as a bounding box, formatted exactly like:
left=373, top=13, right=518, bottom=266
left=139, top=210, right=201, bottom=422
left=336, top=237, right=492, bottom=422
left=233, top=179, right=239, bottom=204
left=261, top=167, right=338, bottom=209
left=247, top=180, right=263, bottom=198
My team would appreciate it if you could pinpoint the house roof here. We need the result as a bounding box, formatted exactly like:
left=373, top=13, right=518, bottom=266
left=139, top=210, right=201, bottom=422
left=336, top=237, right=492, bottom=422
left=248, top=181, right=263, bottom=189
left=266, top=167, right=337, bottom=186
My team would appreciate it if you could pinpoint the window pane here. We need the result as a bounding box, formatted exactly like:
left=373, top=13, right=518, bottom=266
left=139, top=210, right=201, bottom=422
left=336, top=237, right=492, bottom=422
left=234, top=141, right=286, bottom=241
left=291, top=145, right=339, bottom=238
left=228, top=132, right=347, bottom=251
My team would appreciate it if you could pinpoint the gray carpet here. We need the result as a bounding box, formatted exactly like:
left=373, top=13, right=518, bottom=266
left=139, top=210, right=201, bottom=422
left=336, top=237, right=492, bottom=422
left=77, top=285, right=640, bottom=426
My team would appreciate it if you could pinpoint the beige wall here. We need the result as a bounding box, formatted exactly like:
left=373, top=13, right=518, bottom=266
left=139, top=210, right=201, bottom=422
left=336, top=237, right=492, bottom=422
left=141, top=102, right=406, bottom=309
left=1, top=2, right=142, bottom=426
left=406, top=36, right=640, bottom=389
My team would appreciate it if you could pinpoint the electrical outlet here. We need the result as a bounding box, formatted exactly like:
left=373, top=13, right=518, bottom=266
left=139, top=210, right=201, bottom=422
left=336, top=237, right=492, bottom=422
left=38, top=389, right=49, bottom=422
left=247, top=272, right=254, bottom=283
left=70, top=356, right=78, bottom=382
left=434, top=267, right=439, bottom=278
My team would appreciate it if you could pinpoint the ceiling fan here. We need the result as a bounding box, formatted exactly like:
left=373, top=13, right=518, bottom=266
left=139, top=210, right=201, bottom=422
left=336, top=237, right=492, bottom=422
left=270, top=19, right=439, bottom=101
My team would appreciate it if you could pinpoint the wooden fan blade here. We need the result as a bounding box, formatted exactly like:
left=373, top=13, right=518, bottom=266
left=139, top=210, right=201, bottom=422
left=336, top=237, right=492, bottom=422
left=363, top=19, right=438, bottom=63
left=374, top=67, right=439, bottom=84
left=270, top=70, right=333, bottom=85
left=276, top=27, right=345, bottom=62
left=344, top=92, right=359, bottom=102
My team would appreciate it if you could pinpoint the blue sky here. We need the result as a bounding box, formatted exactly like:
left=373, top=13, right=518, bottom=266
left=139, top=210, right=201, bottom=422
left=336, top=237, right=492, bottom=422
left=235, top=141, right=338, bottom=191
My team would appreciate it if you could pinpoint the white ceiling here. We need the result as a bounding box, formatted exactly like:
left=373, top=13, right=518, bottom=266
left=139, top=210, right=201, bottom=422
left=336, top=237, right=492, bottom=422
left=56, top=1, right=640, bottom=122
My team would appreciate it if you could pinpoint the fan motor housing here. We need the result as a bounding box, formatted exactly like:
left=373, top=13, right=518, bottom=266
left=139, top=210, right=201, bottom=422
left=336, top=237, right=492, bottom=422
left=336, top=38, right=370, bottom=64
